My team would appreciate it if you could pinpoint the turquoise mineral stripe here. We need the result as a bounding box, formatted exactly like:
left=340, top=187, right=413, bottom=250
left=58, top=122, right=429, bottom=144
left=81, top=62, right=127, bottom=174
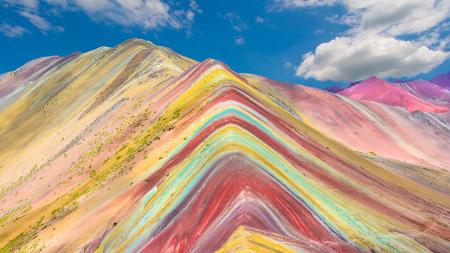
left=153, top=104, right=299, bottom=171
left=102, top=100, right=421, bottom=252
left=104, top=126, right=392, bottom=252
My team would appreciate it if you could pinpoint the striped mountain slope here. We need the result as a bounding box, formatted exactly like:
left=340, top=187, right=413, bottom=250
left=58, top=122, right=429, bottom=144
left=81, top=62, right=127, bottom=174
left=0, top=39, right=449, bottom=253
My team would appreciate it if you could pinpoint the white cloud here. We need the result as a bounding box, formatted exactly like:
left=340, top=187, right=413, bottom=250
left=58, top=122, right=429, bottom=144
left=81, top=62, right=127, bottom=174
left=416, top=21, right=450, bottom=50
left=274, top=0, right=450, bottom=34
left=344, top=0, right=450, bottom=36
left=2, top=0, right=60, bottom=33
left=71, top=0, right=176, bottom=29
left=273, top=0, right=450, bottom=81
left=235, top=36, right=245, bottom=45
left=271, top=0, right=337, bottom=9
left=2, top=0, right=200, bottom=36
left=0, top=23, right=27, bottom=38
left=3, top=0, right=39, bottom=10
left=296, top=35, right=448, bottom=81
left=19, top=11, right=51, bottom=31
left=189, top=0, right=202, bottom=14
left=255, top=16, right=265, bottom=24
left=222, top=12, right=249, bottom=32
left=284, top=61, right=294, bottom=69
left=233, top=23, right=249, bottom=32
left=186, top=10, right=195, bottom=22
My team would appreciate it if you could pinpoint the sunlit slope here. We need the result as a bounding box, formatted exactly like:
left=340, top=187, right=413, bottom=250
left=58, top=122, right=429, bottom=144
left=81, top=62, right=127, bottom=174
left=338, top=77, right=448, bottom=113
left=0, top=38, right=195, bottom=163
left=0, top=42, right=449, bottom=253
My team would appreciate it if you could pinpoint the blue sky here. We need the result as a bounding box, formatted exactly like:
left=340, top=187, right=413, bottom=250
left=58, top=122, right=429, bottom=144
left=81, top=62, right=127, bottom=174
left=1, top=0, right=449, bottom=88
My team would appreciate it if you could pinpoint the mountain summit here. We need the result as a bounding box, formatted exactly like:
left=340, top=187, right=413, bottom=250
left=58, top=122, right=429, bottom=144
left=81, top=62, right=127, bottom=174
left=339, top=76, right=449, bottom=113
left=0, top=39, right=449, bottom=253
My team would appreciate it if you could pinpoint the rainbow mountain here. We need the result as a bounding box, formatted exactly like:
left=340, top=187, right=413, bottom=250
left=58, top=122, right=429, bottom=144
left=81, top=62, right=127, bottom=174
left=0, top=39, right=449, bottom=253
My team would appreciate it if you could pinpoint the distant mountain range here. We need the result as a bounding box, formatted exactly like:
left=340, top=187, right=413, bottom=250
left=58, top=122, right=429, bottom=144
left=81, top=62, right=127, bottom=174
left=0, top=39, right=449, bottom=253
left=431, top=71, right=450, bottom=89
left=326, top=73, right=450, bottom=113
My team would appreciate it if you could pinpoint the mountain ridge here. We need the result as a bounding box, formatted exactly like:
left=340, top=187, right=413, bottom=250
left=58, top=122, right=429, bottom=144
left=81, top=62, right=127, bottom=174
left=0, top=39, right=449, bottom=253
left=338, top=76, right=449, bottom=113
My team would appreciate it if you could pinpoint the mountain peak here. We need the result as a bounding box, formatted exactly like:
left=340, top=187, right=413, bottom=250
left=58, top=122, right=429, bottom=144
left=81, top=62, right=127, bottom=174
left=339, top=76, right=448, bottom=112
left=1, top=40, right=450, bottom=253
left=366, top=75, right=382, bottom=81
left=119, top=38, right=157, bottom=49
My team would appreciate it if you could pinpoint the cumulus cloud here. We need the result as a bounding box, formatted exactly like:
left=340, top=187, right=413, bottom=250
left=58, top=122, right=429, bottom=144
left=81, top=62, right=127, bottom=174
left=0, top=23, right=27, bottom=38
left=273, top=0, right=450, bottom=81
left=344, top=0, right=450, bottom=36
left=297, top=35, right=448, bottom=81
left=416, top=21, right=450, bottom=50
left=275, top=0, right=450, bottom=34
